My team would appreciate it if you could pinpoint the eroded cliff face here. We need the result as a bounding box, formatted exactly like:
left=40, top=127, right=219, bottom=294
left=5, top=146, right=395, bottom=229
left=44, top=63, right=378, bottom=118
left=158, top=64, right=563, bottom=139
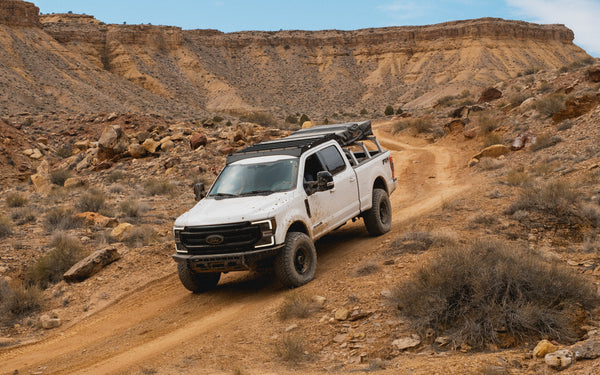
left=0, top=4, right=592, bottom=117
left=0, top=0, right=39, bottom=27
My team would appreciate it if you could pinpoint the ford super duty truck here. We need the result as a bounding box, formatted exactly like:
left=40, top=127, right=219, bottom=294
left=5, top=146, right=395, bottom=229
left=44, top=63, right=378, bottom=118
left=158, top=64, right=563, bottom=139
left=173, top=121, right=396, bottom=292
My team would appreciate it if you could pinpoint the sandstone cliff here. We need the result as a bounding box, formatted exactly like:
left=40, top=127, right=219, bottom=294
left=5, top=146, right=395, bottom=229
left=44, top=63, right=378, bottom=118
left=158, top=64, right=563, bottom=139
left=0, top=1, right=592, bottom=118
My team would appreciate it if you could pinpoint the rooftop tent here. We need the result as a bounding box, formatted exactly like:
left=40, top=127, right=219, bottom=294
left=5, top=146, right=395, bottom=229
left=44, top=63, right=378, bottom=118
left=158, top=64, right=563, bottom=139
left=286, top=121, right=372, bottom=146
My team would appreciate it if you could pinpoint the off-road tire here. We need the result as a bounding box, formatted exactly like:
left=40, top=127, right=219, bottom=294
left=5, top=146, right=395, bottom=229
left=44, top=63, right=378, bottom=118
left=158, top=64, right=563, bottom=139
left=363, top=188, right=392, bottom=236
left=275, top=232, right=317, bottom=288
left=177, top=262, right=221, bottom=293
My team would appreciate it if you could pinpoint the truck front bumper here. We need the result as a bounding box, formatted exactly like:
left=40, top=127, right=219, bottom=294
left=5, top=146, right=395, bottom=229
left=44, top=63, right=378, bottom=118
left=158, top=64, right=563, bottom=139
left=172, top=244, right=285, bottom=273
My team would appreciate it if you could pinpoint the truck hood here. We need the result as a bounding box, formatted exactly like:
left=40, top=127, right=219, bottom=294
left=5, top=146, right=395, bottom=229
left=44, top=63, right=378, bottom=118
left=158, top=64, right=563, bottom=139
left=174, top=192, right=294, bottom=227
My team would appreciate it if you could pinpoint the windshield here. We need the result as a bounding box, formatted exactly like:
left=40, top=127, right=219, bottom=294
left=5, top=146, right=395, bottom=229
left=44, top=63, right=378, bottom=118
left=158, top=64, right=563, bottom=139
left=208, top=158, right=299, bottom=198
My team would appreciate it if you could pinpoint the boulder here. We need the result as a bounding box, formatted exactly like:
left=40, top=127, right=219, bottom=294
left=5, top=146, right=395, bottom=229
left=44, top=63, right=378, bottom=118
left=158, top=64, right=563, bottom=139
left=552, top=93, right=600, bottom=123
left=98, top=125, right=128, bottom=161
left=477, top=87, right=502, bottom=104
left=63, top=247, right=121, bottom=282
left=40, top=311, right=62, bottom=329
left=30, top=160, right=52, bottom=195
left=570, top=335, right=600, bottom=360
left=444, top=119, right=465, bottom=134
left=128, top=143, right=146, bottom=158
left=463, top=128, right=478, bottom=139
left=111, top=223, right=134, bottom=241
left=29, top=148, right=43, bottom=160
left=588, top=67, right=600, bottom=82
left=189, top=133, right=207, bottom=150
left=142, top=138, right=160, bottom=153
left=544, top=349, right=573, bottom=370
left=302, top=120, right=316, bottom=129
left=472, top=144, right=511, bottom=160
left=219, top=146, right=235, bottom=155
left=64, top=177, right=86, bottom=189
left=533, top=339, right=558, bottom=358
left=74, top=212, right=118, bottom=228
left=160, top=140, right=175, bottom=152
left=73, top=140, right=91, bottom=151
left=392, top=335, right=421, bottom=350
left=511, top=131, right=536, bottom=151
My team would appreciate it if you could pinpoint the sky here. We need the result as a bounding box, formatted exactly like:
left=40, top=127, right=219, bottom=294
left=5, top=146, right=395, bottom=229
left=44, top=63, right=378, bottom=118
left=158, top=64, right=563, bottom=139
left=34, top=0, right=600, bottom=57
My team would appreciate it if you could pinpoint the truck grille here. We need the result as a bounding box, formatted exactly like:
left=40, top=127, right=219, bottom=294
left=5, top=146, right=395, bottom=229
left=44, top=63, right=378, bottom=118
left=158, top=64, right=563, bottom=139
left=178, top=222, right=262, bottom=255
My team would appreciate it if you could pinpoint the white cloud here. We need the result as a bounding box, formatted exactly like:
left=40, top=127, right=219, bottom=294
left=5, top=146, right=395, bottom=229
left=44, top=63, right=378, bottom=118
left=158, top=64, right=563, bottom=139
left=506, top=0, right=600, bottom=56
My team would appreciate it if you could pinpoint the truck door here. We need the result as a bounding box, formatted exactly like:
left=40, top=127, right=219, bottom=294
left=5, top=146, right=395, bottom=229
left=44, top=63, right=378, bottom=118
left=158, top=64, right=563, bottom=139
left=303, top=145, right=360, bottom=238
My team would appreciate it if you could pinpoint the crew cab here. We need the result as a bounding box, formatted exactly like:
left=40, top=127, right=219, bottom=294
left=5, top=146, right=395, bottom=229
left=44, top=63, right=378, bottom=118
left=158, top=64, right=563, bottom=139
left=173, top=121, right=396, bottom=292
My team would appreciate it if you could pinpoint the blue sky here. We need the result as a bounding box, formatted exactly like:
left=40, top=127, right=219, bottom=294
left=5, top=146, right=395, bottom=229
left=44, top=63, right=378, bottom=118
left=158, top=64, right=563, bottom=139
left=34, top=0, right=600, bottom=56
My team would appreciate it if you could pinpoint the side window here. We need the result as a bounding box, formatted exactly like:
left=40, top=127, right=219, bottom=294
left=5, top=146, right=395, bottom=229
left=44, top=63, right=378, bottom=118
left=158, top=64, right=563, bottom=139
left=318, top=146, right=346, bottom=175
left=303, top=153, right=325, bottom=182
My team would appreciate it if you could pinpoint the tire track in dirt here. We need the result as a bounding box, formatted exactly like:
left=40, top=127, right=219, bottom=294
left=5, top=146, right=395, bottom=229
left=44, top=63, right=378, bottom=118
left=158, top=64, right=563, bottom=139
left=0, top=124, right=475, bottom=375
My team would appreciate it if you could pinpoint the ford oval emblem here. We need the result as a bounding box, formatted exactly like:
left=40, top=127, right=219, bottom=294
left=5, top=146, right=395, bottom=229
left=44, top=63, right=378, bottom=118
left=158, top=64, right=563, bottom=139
left=206, top=234, right=225, bottom=245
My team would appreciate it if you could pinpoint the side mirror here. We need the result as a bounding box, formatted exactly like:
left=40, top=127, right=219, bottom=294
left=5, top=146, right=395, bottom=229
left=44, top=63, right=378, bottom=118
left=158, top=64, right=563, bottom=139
left=316, top=171, right=334, bottom=191
left=193, top=183, right=206, bottom=201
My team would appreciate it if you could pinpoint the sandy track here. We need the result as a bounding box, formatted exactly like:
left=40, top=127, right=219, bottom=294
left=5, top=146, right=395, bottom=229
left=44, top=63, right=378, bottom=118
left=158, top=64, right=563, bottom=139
left=0, top=126, right=473, bottom=375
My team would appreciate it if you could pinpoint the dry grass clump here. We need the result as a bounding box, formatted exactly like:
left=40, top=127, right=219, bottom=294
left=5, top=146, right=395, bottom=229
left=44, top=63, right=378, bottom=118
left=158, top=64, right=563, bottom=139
left=477, top=114, right=498, bottom=134
left=107, top=171, right=128, bottom=183
left=506, top=180, right=578, bottom=219
left=144, top=178, right=176, bottom=196
left=535, top=94, right=566, bottom=117
left=0, top=279, right=42, bottom=320
left=6, top=192, right=28, bottom=207
left=505, top=168, right=532, bottom=187
left=240, top=112, right=276, bottom=126
left=49, top=168, right=72, bottom=186
left=354, top=261, right=380, bottom=277
left=388, top=230, right=457, bottom=255
left=11, top=207, right=36, bottom=225
left=275, top=334, right=310, bottom=364
left=393, top=239, right=599, bottom=349
left=27, top=233, right=85, bottom=288
left=392, top=117, right=434, bottom=134
left=477, top=157, right=504, bottom=171
left=579, top=203, right=600, bottom=228
left=0, top=214, right=13, bottom=238
left=44, top=207, right=80, bottom=231
left=122, top=225, right=157, bottom=247
left=278, top=292, right=320, bottom=320
left=119, top=200, right=148, bottom=220
left=529, top=133, right=562, bottom=152
left=76, top=189, right=106, bottom=212
left=483, top=133, right=503, bottom=148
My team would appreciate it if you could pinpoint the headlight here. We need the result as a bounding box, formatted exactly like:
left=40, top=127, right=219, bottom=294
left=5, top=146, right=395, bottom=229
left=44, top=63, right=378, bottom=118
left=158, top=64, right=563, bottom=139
left=252, top=218, right=277, bottom=248
left=173, top=226, right=186, bottom=253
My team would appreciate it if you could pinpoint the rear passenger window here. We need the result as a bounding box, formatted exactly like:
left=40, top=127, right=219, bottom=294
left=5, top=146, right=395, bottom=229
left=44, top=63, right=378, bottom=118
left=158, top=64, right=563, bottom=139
left=318, top=146, right=346, bottom=175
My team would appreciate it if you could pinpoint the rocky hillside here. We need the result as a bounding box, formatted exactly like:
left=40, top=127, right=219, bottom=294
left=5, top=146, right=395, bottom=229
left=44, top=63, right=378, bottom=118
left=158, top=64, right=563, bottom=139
left=0, top=0, right=592, bottom=119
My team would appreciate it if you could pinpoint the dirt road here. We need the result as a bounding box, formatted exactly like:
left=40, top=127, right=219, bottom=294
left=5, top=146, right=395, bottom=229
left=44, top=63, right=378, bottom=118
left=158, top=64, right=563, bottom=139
left=0, top=123, right=474, bottom=374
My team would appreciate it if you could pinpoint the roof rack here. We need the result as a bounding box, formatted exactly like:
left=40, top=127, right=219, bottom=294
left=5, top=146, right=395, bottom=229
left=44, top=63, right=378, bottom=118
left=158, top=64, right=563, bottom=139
left=226, top=121, right=372, bottom=164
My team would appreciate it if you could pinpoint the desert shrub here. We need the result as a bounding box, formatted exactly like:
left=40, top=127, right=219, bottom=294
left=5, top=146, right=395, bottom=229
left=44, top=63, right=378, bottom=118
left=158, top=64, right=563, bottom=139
left=122, top=225, right=156, bottom=247
left=119, top=200, right=148, bottom=219
left=278, top=292, right=320, bottom=320
left=107, top=171, right=127, bottom=183
left=506, top=180, right=578, bottom=219
left=144, top=178, right=175, bottom=196
left=538, top=81, right=552, bottom=93
left=0, top=279, right=42, bottom=319
left=392, top=117, right=433, bottom=134
left=530, top=133, right=562, bottom=152
left=298, top=114, right=310, bottom=125
left=359, top=108, right=368, bottom=115
left=6, top=192, right=28, bottom=207
left=109, top=183, right=126, bottom=194
left=557, top=120, right=573, bottom=131
left=396, top=107, right=404, bottom=115
left=27, top=233, right=85, bottom=288
left=392, top=239, right=599, bottom=349
left=478, top=115, right=498, bottom=134
left=212, top=116, right=224, bottom=123
left=354, top=261, right=380, bottom=276
left=0, top=214, right=13, bottom=238
left=285, top=114, right=298, bottom=124
left=483, top=133, right=503, bottom=148
left=505, top=168, right=531, bottom=187
left=76, top=189, right=106, bottom=212
left=56, top=144, right=73, bottom=158
left=275, top=334, right=309, bottom=364
left=49, top=169, right=72, bottom=186
left=523, top=66, right=540, bottom=75
left=579, top=203, right=600, bottom=228
left=569, top=57, right=595, bottom=70
left=384, top=105, right=395, bottom=116
left=240, top=112, right=276, bottom=126
left=477, top=157, right=504, bottom=171
left=436, top=95, right=457, bottom=107
left=509, top=92, right=528, bottom=106
left=44, top=207, right=80, bottom=231
left=11, top=207, right=36, bottom=225
left=535, top=94, right=566, bottom=117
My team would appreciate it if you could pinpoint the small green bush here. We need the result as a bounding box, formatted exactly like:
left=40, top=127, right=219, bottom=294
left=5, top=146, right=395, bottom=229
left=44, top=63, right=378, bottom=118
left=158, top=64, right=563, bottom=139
left=49, top=169, right=72, bottom=186
left=6, top=192, right=28, bottom=208
left=144, top=179, right=175, bottom=196
left=384, top=105, right=395, bottom=116
left=393, top=239, right=599, bottom=349
left=27, top=233, right=85, bottom=288
left=0, top=214, right=13, bottom=238
left=76, top=189, right=106, bottom=212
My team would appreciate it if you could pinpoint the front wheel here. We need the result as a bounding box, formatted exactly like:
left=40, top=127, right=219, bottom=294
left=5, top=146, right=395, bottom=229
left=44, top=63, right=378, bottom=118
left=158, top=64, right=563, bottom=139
left=363, top=188, right=392, bottom=236
left=274, top=232, right=317, bottom=288
left=177, top=262, right=221, bottom=293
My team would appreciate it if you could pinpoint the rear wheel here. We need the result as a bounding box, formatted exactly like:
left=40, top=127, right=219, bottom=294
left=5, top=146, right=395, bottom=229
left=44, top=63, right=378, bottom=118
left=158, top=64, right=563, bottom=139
left=177, top=262, right=221, bottom=293
left=363, top=188, right=392, bottom=236
left=275, top=232, right=317, bottom=288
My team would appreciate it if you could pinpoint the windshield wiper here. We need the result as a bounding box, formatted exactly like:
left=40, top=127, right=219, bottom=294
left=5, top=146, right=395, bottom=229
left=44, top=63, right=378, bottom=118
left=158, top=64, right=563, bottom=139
left=238, top=190, right=275, bottom=197
left=210, top=193, right=239, bottom=199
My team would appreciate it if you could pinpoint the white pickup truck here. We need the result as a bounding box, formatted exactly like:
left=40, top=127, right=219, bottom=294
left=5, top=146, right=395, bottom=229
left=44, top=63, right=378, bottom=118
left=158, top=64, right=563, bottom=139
left=173, top=121, right=396, bottom=292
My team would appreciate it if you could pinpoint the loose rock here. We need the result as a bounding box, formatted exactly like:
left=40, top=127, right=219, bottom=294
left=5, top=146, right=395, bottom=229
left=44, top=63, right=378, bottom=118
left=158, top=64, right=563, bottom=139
left=545, top=349, right=573, bottom=370
left=570, top=334, right=600, bottom=360
left=64, top=247, right=121, bottom=282
left=111, top=223, right=135, bottom=241
left=40, top=311, right=62, bottom=329
left=392, top=334, right=421, bottom=350
left=334, top=307, right=350, bottom=321
left=533, top=339, right=558, bottom=358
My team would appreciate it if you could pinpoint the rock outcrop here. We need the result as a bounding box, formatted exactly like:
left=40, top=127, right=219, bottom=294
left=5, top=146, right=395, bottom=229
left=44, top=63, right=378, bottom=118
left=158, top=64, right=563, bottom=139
left=0, top=1, right=40, bottom=27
